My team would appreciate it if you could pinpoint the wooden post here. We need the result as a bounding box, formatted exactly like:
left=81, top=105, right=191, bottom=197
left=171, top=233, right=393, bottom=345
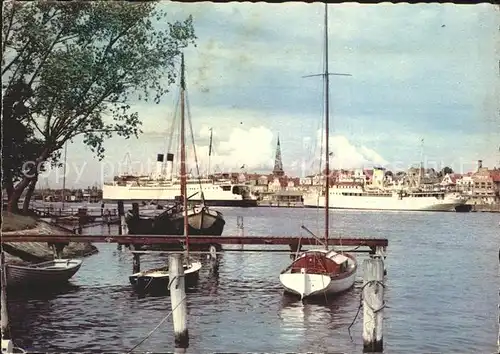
left=132, top=252, right=140, bottom=274
left=375, top=246, right=387, bottom=275
left=117, top=201, right=125, bottom=250
left=237, top=216, right=244, bottom=251
left=362, top=258, right=385, bottom=353
left=169, top=253, right=188, bottom=351
left=237, top=216, right=244, bottom=237
left=208, top=244, right=218, bottom=274
left=132, top=202, right=139, bottom=217
left=289, top=242, right=301, bottom=260
left=1, top=252, right=10, bottom=340
left=78, top=214, right=84, bottom=235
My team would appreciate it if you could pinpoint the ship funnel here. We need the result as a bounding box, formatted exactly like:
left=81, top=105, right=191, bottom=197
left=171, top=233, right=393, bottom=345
left=166, top=153, right=174, bottom=180
left=156, top=153, right=164, bottom=179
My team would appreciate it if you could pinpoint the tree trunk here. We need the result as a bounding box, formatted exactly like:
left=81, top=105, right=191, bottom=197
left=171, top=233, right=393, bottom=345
left=7, top=148, right=50, bottom=213
left=8, top=180, right=27, bottom=214
left=4, top=172, right=14, bottom=201
left=22, top=174, right=38, bottom=214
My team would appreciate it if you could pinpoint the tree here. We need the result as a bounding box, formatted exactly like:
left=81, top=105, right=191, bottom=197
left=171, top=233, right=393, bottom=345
left=2, top=80, right=43, bottom=202
left=437, top=166, right=454, bottom=178
left=442, top=166, right=454, bottom=175
left=2, top=2, right=196, bottom=212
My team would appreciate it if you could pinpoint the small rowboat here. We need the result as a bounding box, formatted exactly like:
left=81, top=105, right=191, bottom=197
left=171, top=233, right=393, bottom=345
left=5, top=259, right=83, bottom=288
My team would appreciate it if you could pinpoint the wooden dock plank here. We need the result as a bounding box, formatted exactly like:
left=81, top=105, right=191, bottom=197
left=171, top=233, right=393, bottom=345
left=1, top=234, right=388, bottom=247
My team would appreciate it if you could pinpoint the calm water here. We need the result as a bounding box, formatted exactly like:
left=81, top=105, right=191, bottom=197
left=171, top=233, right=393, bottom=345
left=8, top=207, right=500, bottom=353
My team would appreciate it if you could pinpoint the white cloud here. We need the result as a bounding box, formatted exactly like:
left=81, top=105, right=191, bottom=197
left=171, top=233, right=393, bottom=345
left=310, top=129, right=389, bottom=171
left=186, top=126, right=275, bottom=173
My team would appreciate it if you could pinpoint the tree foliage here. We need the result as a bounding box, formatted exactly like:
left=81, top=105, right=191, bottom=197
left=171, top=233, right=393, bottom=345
left=2, top=1, right=196, bottom=211
left=2, top=80, right=42, bottom=197
left=437, top=166, right=454, bottom=178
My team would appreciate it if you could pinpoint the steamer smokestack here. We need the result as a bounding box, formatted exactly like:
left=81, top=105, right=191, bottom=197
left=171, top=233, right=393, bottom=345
left=156, top=153, right=164, bottom=179
left=166, top=153, right=174, bottom=180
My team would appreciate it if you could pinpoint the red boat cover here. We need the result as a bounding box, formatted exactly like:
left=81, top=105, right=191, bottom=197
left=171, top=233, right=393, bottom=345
left=290, top=252, right=341, bottom=275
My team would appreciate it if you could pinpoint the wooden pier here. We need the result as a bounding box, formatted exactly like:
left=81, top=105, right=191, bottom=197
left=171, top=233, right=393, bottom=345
left=1, top=234, right=387, bottom=252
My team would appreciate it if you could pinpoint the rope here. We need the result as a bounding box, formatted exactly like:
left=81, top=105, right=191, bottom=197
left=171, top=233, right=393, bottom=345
left=13, top=346, right=27, bottom=354
left=185, top=90, right=205, bottom=203
left=362, top=280, right=386, bottom=313
left=166, top=90, right=181, bottom=158
left=126, top=293, right=187, bottom=353
left=347, top=299, right=363, bottom=340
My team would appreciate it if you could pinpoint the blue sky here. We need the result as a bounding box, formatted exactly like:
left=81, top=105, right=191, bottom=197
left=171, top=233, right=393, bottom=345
left=43, top=2, right=500, bottom=188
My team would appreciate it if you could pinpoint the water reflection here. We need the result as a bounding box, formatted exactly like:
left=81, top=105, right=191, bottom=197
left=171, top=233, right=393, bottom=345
left=279, top=286, right=359, bottom=329
left=8, top=282, right=81, bottom=301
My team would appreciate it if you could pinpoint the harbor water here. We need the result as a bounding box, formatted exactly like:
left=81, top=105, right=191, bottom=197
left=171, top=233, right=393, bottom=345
left=7, top=207, right=499, bottom=353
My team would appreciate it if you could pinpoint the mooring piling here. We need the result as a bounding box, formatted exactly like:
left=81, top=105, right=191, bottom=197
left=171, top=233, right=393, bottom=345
left=132, top=251, right=141, bottom=274
left=168, top=253, right=188, bottom=351
left=237, top=216, right=244, bottom=251
left=117, top=201, right=125, bottom=250
left=362, top=257, right=385, bottom=353
left=208, top=244, right=218, bottom=273
left=237, top=216, right=244, bottom=237
left=374, top=246, right=387, bottom=275
left=132, top=202, right=139, bottom=217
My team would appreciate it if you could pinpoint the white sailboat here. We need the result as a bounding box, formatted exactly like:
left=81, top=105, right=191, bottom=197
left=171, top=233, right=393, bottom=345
left=279, top=4, right=357, bottom=299
left=129, top=54, right=201, bottom=295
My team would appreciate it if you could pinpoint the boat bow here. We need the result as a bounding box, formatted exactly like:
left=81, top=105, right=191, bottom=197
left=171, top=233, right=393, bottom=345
left=279, top=270, right=331, bottom=299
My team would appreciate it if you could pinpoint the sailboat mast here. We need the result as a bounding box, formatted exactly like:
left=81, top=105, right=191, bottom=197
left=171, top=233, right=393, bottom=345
left=180, top=54, right=190, bottom=258
left=418, top=138, right=424, bottom=188
left=208, top=127, right=213, bottom=178
left=323, top=3, right=330, bottom=250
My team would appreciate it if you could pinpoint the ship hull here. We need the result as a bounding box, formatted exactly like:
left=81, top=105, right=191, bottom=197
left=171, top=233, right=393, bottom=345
left=102, top=185, right=257, bottom=207
left=126, top=209, right=225, bottom=236
left=125, top=207, right=225, bottom=251
left=304, top=194, right=466, bottom=212
left=106, top=198, right=257, bottom=208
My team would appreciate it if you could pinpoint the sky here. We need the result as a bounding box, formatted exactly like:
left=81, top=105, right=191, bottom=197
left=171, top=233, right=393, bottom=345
left=41, top=2, right=500, bottom=188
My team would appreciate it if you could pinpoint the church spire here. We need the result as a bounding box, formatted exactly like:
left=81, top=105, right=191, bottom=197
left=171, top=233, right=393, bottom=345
left=273, top=134, right=284, bottom=177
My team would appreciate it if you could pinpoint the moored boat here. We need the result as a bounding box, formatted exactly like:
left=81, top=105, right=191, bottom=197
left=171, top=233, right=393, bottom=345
left=303, top=185, right=467, bottom=212
left=5, top=259, right=82, bottom=288
left=279, top=4, right=357, bottom=300
left=129, top=53, right=202, bottom=295
left=280, top=250, right=357, bottom=298
left=129, top=260, right=201, bottom=295
left=125, top=202, right=225, bottom=237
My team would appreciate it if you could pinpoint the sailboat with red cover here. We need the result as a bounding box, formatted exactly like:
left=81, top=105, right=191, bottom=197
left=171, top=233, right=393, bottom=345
left=279, top=4, right=357, bottom=300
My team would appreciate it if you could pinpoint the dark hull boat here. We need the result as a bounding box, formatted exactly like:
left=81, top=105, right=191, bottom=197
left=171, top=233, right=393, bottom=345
left=126, top=204, right=225, bottom=236
left=129, top=260, right=201, bottom=296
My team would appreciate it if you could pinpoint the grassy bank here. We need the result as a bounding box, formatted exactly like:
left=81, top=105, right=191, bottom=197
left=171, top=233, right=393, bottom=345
left=2, top=213, right=38, bottom=232
left=2, top=212, right=98, bottom=264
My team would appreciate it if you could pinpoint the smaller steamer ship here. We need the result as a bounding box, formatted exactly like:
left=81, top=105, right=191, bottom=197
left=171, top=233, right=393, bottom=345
left=304, top=183, right=466, bottom=212
left=304, top=167, right=468, bottom=212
